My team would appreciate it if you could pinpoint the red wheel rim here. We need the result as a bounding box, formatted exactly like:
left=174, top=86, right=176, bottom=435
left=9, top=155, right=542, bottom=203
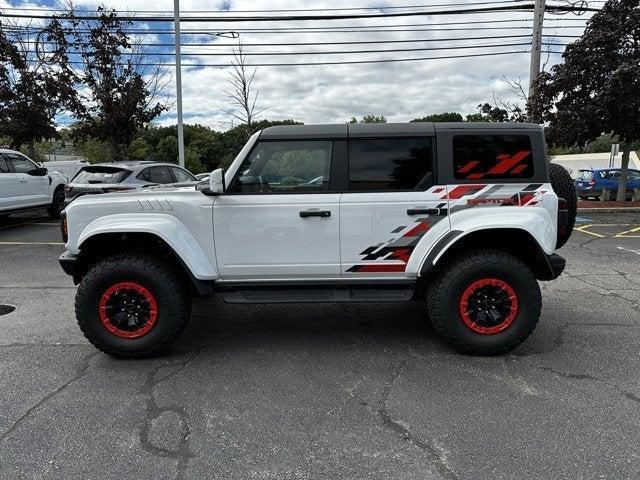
left=98, top=281, right=158, bottom=339
left=459, top=278, right=518, bottom=335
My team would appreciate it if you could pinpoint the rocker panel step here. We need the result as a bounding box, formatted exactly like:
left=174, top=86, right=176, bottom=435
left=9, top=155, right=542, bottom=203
left=220, top=283, right=416, bottom=304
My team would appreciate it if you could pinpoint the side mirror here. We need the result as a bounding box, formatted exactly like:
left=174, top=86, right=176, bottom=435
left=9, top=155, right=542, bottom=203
left=209, top=168, right=225, bottom=194
left=201, top=168, right=225, bottom=196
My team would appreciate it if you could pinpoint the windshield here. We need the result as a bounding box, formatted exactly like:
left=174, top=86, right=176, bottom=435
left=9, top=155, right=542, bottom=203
left=72, top=167, right=131, bottom=184
left=579, top=170, right=594, bottom=181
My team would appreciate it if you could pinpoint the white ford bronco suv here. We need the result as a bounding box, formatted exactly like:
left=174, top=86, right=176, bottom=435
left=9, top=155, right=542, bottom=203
left=59, top=123, right=576, bottom=358
left=0, top=149, right=68, bottom=219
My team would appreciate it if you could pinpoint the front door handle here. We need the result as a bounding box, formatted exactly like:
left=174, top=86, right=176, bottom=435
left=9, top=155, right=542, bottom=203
left=19, top=178, right=28, bottom=182
left=299, top=210, right=331, bottom=218
left=407, top=208, right=442, bottom=216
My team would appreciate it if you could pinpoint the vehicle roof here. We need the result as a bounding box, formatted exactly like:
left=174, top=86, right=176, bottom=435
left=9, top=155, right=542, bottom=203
left=84, top=161, right=183, bottom=170
left=259, top=122, right=543, bottom=139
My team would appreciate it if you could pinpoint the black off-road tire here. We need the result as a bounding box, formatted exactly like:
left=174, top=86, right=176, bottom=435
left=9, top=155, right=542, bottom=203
left=75, top=254, right=191, bottom=358
left=549, top=163, right=577, bottom=249
left=47, top=187, right=65, bottom=219
left=427, top=249, right=542, bottom=355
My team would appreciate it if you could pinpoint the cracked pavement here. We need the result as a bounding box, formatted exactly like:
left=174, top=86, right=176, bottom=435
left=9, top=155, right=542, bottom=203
left=0, top=211, right=639, bottom=479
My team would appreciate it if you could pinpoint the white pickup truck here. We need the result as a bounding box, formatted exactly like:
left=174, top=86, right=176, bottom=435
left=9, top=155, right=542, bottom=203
left=58, top=123, right=577, bottom=358
left=0, top=149, right=68, bottom=219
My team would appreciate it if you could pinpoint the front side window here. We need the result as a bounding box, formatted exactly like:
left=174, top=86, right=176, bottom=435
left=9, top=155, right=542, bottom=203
left=5, top=153, right=36, bottom=174
left=0, top=157, right=9, bottom=173
left=348, top=138, right=432, bottom=191
left=453, top=135, right=534, bottom=180
left=230, top=141, right=332, bottom=193
left=137, top=166, right=173, bottom=184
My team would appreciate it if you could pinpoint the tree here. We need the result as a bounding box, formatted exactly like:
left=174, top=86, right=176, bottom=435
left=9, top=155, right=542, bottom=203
left=410, top=112, right=463, bottom=122
left=52, top=7, right=168, bottom=160
left=530, top=0, right=640, bottom=201
left=0, top=19, right=77, bottom=157
left=348, top=115, right=387, bottom=124
left=225, top=41, right=267, bottom=130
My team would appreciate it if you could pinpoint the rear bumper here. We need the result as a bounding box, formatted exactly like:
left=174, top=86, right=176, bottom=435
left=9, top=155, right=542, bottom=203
left=546, top=253, right=566, bottom=280
left=59, top=250, right=77, bottom=277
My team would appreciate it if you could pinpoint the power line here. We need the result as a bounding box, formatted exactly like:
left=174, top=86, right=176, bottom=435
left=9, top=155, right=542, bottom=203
left=29, top=34, right=554, bottom=48
left=61, top=49, right=531, bottom=67
left=49, top=42, right=535, bottom=57
left=0, top=4, right=600, bottom=23
left=0, top=1, right=542, bottom=14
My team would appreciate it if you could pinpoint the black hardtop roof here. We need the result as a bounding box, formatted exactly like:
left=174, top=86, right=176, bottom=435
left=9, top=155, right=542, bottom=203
left=259, top=122, right=542, bottom=140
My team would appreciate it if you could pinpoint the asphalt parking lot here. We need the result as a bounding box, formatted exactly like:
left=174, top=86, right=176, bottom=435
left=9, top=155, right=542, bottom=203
left=1, top=210, right=639, bottom=480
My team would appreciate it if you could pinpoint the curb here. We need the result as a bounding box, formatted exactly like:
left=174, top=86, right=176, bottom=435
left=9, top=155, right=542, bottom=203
left=577, top=207, right=640, bottom=213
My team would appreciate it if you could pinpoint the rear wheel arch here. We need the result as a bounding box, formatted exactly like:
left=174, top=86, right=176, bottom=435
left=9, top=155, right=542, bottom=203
left=420, top=228, right=554, bottom=283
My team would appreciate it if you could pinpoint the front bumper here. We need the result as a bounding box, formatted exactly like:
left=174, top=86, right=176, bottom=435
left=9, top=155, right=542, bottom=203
left=59, top=250, right=77, bottom=277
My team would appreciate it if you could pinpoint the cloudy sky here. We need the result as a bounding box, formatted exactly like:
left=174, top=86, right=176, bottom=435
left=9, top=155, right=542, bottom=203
left=1, top=0, right=598, bottom=130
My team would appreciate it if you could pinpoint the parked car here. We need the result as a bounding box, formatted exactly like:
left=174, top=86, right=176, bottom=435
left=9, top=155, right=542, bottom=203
left=59, top=123, right=577, bottom=358
left=43, top=160, right=89, bottom=180
left=0, top=149, right=67, bottom=219
left=65, top=161, right=198, bottom=203
left=575, top=168, right=640, bottom=200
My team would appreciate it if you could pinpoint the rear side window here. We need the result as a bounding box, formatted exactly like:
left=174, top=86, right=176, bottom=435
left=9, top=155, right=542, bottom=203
left=453, top=135, right=533, bottom=180
left=0, top=156, right=9, bottom=173
left=137, top=166, right=174, bottom=184
left=348, top=138, right=433, bottom=191
left=72, top=167, right=130, bottom=184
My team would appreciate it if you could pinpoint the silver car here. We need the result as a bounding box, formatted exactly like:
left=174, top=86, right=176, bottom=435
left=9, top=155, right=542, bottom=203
left=65, top=161, right=197, bottom=203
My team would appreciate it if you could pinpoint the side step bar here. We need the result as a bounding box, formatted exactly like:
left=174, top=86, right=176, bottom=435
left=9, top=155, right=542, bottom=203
left=219, top=283, right=416, bottom=304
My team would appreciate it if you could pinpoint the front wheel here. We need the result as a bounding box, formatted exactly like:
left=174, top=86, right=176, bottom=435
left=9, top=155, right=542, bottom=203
left=75, top=254, right=191, bottom=358
left=47, top=188, right=65, bottom=219
left=427, top=250, right=541, bottom=355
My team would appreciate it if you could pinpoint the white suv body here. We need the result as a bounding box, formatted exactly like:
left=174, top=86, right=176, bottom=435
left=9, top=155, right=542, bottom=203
left=0, top=149, right=68, bottom=218
left=59, top=123, right=574, bottom=358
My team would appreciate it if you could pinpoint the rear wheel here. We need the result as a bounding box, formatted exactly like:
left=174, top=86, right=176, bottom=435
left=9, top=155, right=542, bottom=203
left=47, top=187, right=65, bottom=219
left=427, top=250, right=541, bottom=355
left=549, top=163, right=577, bottom=249
left=75, top=254, right=191, bottom=358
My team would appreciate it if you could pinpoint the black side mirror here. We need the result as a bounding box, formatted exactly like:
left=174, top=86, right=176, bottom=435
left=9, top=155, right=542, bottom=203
left=28, top=167, right=48, bottom=176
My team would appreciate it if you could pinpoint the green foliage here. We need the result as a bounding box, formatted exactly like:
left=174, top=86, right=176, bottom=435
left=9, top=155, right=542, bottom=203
left=155, top=136, right=178, bottom=163
left=75, top=137, right=112, bottom=164
left=184, top=147, right=205, bottom=174
left=410, top=112, right=464, bottom=122
left=128, top=138, right=152, bottom=160
left=348, top=115, right=387, bottom=124
left=465, top=103, right=526, bottom=123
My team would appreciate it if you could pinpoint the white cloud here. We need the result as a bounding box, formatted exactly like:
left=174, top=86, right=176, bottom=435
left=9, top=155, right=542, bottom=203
left=3, top=0, right=595, bottom=130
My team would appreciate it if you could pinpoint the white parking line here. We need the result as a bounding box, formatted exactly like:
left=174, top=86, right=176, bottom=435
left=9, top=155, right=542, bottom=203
left=0, top=241, right=64, bottom=246
left=617, top=246, right=640, bottom=256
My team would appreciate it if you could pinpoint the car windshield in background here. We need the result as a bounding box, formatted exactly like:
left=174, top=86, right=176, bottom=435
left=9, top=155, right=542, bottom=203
left=72, top=167, right=130, bottom=184
left=579, top=170, right=594, bottom=181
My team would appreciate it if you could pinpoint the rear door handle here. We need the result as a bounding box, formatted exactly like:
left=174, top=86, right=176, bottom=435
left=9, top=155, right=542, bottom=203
left=407, top=208, right=442, bottom=216
left=19, top=178, right=28, bottom=182
left=299, top=210, right=331, bottom=218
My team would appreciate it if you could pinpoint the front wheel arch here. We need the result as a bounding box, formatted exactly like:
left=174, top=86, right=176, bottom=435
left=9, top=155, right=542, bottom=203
left=72, top=232, right=213, bottom=295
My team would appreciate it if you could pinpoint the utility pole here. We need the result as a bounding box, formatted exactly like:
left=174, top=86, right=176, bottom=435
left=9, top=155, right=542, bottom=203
left=528, top=0, right=546, bottom=99
left=173, top=0, right=185, bottom=167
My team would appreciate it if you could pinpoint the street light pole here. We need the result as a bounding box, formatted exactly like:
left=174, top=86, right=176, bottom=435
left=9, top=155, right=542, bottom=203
left=528, top=0, right=546, bottom=99
left=173, top=0, right=185, bottom=168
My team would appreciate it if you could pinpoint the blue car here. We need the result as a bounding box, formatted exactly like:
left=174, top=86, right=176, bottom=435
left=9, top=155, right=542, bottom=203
left=575, top=168, right=640, bottom=200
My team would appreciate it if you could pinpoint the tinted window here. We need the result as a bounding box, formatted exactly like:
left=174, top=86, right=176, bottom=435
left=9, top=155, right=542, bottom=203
left=73, top=167, right=130, bottom=184
left=579, top=170, right=593, bottom=181
left=348, top=138, right=432, bottom=191
left=170, top=167, right=196, bottom=182
left=231, top=141, right=332, bottom=193
left=137, top=166, right=173, bottom=184
left=453, top=135, right=533, bottom=180
left=628, top=170, right=640, bottom=180
left=5, top=153, right=36, bottom=174
left=0, top=157, right=9, bottom=173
